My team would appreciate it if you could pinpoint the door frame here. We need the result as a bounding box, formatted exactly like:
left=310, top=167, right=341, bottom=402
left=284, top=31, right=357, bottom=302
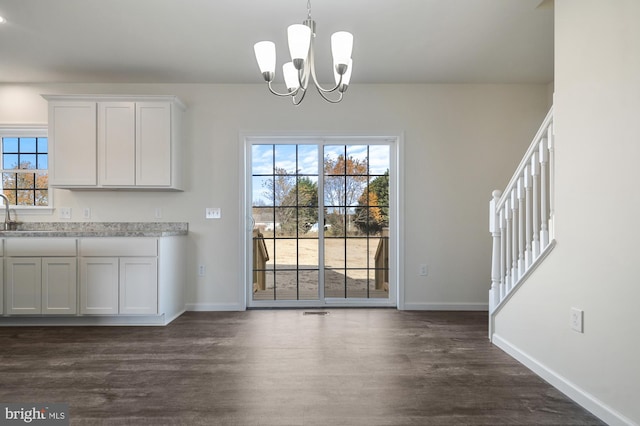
left=239, top=132, right=405, bottom=310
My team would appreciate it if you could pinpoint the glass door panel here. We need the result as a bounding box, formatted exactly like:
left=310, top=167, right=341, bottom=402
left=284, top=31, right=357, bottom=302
left=251, top=141, right=390, bottom=304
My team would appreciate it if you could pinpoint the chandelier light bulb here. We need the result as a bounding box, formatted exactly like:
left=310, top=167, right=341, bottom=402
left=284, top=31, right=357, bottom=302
left=283, top=62, right=300, bottom=91
left=254, top=41, right=277, bottom=80
left=287, top=24, right=311, bottom=68
left=330, top=31, right=353, bottom=67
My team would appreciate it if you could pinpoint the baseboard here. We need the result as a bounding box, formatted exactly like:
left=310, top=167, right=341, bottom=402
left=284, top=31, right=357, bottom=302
left=402, top=302, right=488, bottom=311
left=492, top=334, right=637, bottom=426
left=185, top=303, right=244, bottom=312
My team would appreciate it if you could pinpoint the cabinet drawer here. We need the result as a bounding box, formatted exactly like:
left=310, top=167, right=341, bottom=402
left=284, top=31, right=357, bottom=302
left=80, top=238, right=158, bottom=257
left=6, top=238, right=77, bottom=257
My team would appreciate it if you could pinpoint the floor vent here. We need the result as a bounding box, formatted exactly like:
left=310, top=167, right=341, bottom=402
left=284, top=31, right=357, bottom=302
left=303, top=311, right=329, bottom=316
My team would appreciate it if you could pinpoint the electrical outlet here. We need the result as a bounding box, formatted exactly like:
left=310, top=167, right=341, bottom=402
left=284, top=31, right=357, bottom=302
left=154, top=207, right=162, bottom=219
left=570, top=308, right=584, bottom=333
left=419, top=264, right=428, bottom=276
left=198, top=265, right=206, bottom=277
left=206, top=208, right=221, bottom=219
left=59, top=207, right=72, bottom=219
left=83, top=208, right=91, bottom=219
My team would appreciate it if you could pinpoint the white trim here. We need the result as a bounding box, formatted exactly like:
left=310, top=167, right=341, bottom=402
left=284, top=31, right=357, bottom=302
left=403, top=302, right=489, bottom=311
left=186, top=303, right=244, bottom=312
left=240, top=132, right=403, bottom=309
left=493, top=334, right=637, bottom=426
left=0, top=314, right=179, bottom=327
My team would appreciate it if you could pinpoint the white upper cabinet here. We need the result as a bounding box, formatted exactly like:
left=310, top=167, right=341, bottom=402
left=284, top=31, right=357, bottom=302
left=48, top=101, right=97, bottom=186
left=136, top=102, right=172, bottom=187
left=43, top=95, right=185, bottom=190
left=99, top=102, right=136, bottom=186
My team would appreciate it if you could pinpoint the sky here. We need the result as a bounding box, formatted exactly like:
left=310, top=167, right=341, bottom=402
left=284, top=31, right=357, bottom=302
left=251, top=143, right=389, bottom=206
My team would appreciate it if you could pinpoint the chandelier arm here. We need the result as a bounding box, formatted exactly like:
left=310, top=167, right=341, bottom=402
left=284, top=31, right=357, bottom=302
left=315, top=85, right=343, bottom=103
left=307, top=43, right=342, bottom=93
left=292, top=88, right=308, bottom=105
left=267, top=81, right=301, bottom=97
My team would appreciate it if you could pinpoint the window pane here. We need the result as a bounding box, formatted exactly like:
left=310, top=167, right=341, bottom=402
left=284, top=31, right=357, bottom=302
left=2, top=190, right=16, bottom=205
left=252, top=145, right=273, bottom=174
left=297, top=145, right=318, bottom=175
left=324, top=268, right=345, bottom=298
left=2, top=172, right=17, bottom=189
left=274, top=207, right=296, bottom=237
left=324, top=237, right=345, bottom=269
left=20, top=154, right=37, bottom=169
left=37, top=138, right=48, bottom=153
left=35, top=172, right=48, bottom=189
left=37, top=154, right=48, bottom=169
left=369, top=145, right=390, bottom=174
left=17, top=173, right=35, bottom=189
left=297, top=176, right=317, bottom=207
left=274, top=145, right=297, bottom=175
left=2, top=138, right=18, bottom=153
left=253, top=176, right=273, bottom=206
left=20, top=138, right=37, bottom=152
left=346, top=145, right=368, bottom=172
left=35, top=190, right=48, bottom=206
left=3, top=154, right=18, bottom=169
left=17, top=190, right=34, bottom=205
left=324, top=176, right=345, bottom=206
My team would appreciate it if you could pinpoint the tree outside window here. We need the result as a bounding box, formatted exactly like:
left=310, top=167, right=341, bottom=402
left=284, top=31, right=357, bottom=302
left=1, top=136, right=49, bottom=206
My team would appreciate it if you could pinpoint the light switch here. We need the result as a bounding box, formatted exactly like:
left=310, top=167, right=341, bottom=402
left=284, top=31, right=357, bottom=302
left=206, top=208, right=221, bottom=219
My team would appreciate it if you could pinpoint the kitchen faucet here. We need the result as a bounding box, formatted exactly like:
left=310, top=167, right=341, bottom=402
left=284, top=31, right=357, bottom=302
left=0, top=193, right=14, bottom=230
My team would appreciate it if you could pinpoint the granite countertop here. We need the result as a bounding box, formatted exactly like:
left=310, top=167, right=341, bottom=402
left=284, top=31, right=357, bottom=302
left=0, top=222, right=188, bottom=238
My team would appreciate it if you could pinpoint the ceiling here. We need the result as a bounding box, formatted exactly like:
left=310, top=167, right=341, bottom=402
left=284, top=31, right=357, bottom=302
left=0, top=0, right=554, bottom=85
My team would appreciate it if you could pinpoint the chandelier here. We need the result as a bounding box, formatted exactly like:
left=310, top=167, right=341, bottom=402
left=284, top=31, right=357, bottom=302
left=253, top=0, right=353, bottom=105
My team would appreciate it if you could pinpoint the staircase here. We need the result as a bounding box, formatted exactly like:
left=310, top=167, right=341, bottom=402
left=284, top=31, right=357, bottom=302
left=489, top=108, right=556, bottom=336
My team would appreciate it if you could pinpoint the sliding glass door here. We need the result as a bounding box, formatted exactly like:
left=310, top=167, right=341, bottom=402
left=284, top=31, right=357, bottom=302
left=247, top=138, right=394, bottom=307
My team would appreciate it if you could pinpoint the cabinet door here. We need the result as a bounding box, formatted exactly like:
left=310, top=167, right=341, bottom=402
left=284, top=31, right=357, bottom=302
left=79, top=257, right=119, bottom=315
left=6, top=258, right=41, bottom=315
left=98, top=102, right=135, bottom=186
left=136, top=102, right=172, bottom=186
left=42, top=257, right=77, bottom=315
left=119, top=257, right=158, bottom=315
left=49, top=101, right=97, bottom=186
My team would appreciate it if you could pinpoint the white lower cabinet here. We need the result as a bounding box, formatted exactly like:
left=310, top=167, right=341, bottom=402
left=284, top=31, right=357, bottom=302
left=120, top=257, right=158, bottom=315
left=5, top=257, right=77, bottom=315
left=1, top=235, right=185, bottom=324
left=79, top=257, right=119, bottom=315
left=79, top=238, right=158, bottom=315
left=79, top=256, right=158, bottom=315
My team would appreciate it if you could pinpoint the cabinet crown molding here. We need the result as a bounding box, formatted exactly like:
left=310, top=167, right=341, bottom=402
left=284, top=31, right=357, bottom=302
left=41, top=94, right=187, bottom=110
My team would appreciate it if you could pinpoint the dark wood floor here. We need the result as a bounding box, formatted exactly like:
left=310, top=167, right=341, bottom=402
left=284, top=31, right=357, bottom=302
left=0, top=310, right=604, bottom=425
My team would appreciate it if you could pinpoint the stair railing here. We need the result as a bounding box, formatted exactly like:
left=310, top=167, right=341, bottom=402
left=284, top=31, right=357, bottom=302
left=489, top=107, right=556, bottom=316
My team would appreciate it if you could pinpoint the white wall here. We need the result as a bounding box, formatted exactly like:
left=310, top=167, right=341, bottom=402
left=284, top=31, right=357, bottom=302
left=494, top=1, right=640, bottom=424
left=0, top=82, right=548, bottom=310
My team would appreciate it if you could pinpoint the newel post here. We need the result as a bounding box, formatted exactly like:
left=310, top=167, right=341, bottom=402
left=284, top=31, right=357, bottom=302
left=489, top=189, right=502, bottom=313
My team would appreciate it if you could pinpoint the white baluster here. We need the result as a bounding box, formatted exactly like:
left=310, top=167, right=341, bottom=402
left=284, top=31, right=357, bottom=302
left=531, top=151, right=540, bottom=259
left=489, top=190, right=502, bottom=312
left=523, top=164, right=533, bottom=269
left=510, top=190, right=518, bottom=283
left=547, top=121, right=555, bottom=240
left=499, top=208, right=506, bottom=300
left=539, top=138, right=549, bottom=249
left=517, top=177, right=525, bottom=276
left=504, top=198, right=512, bottom=292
